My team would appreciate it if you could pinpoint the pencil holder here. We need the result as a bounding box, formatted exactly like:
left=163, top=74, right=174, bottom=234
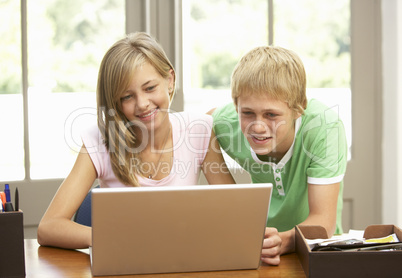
left=0, top=211, right=25, bottom=278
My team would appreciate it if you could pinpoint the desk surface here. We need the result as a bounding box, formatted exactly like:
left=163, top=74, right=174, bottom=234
left=25, top=239, right=306, bottom=277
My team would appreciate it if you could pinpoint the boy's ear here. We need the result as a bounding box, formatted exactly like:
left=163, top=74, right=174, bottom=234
left=234, top=99, right=239, bottom=113
left=293, top=111, right=302, bottom=120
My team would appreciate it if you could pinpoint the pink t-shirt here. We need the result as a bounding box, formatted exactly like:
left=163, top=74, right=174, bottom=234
left=82, top=112, right=212, bottom=187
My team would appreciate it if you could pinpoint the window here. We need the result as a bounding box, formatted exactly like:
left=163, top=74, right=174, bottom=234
left=182, top=0, right=268, bottom=113
left=1, top=0, right=351, bottom=181
left=0, top=0, right=23, bottom=180
left=0, top=0, right=125, bottom=181
left=274, top=0, right=351, bottom=150
left=182, top=0, right=351, bottom=151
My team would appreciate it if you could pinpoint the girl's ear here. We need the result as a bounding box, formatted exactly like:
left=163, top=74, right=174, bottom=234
left=168, top=69, right=175, bottom=89
left=167, top=69, right=176, bottom=102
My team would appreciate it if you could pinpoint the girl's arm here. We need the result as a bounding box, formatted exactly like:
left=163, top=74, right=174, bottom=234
left=202, top=130, right=235, bottom=184
left=37, top=145, right=97, bottom=249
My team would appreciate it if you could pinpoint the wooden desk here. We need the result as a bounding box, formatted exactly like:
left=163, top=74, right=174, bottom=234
left=25, top=239, right=306, bottom=277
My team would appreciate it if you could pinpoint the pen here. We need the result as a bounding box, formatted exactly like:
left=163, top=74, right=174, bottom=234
left=0, top=191, right=5, bottom=211
left=0, top=191, right=6, bottom=210
left=352, top=242, right=402, bottom=252
left=4, top=184, right=11, bottom=202
left=314, top=242, right=402, bottom=252
left=4, top=184, right=14, bottom=212
left=15, top=187, right=19, bottom=211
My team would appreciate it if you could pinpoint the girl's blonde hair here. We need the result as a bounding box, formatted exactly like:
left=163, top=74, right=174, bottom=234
left=231, top=46, right=307, bottom=115
left=96, top=32, right=176, bottom=186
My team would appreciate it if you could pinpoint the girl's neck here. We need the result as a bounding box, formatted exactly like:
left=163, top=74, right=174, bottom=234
left=139, top=123, right=171, bottom=152
left=133, top=115, right=171, bottom=150
left=151, top=123, right=172, bottom=150
left=137, top=121, right=173, bottom=180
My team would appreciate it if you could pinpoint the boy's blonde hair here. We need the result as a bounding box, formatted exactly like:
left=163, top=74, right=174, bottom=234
left=97, top=32, right=176, bottom=186
left=231, top=46, right=307, bottom=115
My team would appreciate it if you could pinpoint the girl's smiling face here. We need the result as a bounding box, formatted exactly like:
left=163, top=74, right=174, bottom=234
left=237, top=94, right=301, bottom=160
left=120, top=62, right=174, bottom=132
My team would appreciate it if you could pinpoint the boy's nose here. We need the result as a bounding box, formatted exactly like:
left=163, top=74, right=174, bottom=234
left=252, top=121, right=268, bottom=133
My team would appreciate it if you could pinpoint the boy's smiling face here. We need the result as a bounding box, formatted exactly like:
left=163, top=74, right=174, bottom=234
left=237, top=94, right=301, bottom=161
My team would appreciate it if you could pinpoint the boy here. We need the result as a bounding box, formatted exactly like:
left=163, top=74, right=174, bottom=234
left=211, top=46, right=348, bottom=265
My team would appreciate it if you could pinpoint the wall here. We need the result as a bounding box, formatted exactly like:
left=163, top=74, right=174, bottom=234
left=382, top=0, right=402, bottom=226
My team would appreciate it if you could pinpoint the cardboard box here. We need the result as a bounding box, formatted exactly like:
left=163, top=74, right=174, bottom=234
left=0, top=211, right=26, bottom=278
left=296, top=224, right=402, bottom=278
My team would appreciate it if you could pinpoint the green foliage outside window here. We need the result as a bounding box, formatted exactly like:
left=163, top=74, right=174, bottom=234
left=1, top=0, right=350, bottom=94
left=189, top=0, right=350, bottom=90
left=0, top=0, right=124, bottom=95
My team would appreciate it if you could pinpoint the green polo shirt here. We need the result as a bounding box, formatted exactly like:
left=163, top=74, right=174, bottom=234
left=212, top=99, right=348, bottom=234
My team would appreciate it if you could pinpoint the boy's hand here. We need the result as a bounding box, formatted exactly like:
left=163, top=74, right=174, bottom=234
left=260, top=227, right=281, bottom=265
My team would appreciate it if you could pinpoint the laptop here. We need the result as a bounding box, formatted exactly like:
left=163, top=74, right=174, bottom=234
left=90, top=183, right=273, bottom=276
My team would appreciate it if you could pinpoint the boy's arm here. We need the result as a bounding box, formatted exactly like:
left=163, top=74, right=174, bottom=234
left=277, top=182, right=340, bottom=254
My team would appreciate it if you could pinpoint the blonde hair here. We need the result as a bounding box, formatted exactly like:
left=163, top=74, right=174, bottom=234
left=96, top=32, right=176, bottom=186
left=231, top=46, right=307, bottom=115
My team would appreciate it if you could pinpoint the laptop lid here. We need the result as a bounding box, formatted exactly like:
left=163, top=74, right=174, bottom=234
left=90, top=183, right=272, bottom=276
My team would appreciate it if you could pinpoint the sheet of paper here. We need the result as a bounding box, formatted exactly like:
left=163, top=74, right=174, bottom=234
left=305, top=229, right=400, bottom=248
left=305, top=229, right=365, bottom=246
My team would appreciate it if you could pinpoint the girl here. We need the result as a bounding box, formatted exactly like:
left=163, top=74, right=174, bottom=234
left=38, top=32, right=235, bottom=249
